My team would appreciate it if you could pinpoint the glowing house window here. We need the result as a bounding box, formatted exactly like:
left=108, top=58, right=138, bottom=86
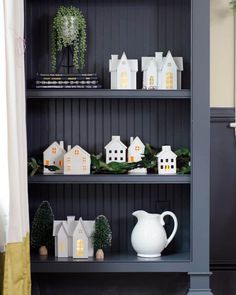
left=130, top=156, right=134, bottom=162
left=166, top=72, right=173, bottom=89
left=149, top=76, right=155, bottom=86
left=45, top=160, right=50, bottom=166
left=59, top=160, right=63, bottom=167
left=120, top=71, right=128, bottom=88
left=76, top=239, right=84, bottom=256
left=74, top=149, right=80, bottom=155
left=135, top=146, right=140, bottom=151
left=51, top=147, right=57, bottom=154
left=165, top=165, right=170, bottom=171
left=59, top=243, right=65, bottom=252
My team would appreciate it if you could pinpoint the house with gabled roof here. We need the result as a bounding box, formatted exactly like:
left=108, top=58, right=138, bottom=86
left=64, top=145, right=91, bottom=175
left=53, top=216, right=95, bottom=258
left=156, top=145, right=177, bottom=175
left=43, top=141, right=66, bottom=174
left=142, top=51, right=183, bottom=90
left=105, top=136, right=127, bottom=164
left=109, top=52, right=138, bottom=89
left=128, top=136, right=147, bottom=174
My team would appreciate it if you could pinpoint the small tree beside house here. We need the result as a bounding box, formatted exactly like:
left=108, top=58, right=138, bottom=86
left=92, top=215, right=112, bottom=260
left=31, top=201, right=54, bottom=255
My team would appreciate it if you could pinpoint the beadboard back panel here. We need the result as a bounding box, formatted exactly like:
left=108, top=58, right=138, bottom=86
left=27, top=98, right=190, bottom=156
left=29, top=183, right=190, bottom=254
left=25, top=0, right=191, bottom=89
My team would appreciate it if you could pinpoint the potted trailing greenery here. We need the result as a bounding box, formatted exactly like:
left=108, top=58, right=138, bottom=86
left=51, top=6, right=86, bottom=72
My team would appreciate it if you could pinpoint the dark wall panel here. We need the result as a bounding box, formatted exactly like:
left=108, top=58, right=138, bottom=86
left=26, top=0, right=191, bottom=89
left=27, top=98, right=190, bottom=156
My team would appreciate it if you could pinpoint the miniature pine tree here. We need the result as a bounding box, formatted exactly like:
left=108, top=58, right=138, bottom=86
left=31, top=201, right=54, bottom=255
left=92, top=215, right=112, bottom=259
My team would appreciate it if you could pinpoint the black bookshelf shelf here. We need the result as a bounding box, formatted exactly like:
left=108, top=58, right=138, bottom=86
left=31, top=252, right=191, bottom=273
left=28, top=174, right=191, bottom=184
left=26, top=89, right=191, bottom=100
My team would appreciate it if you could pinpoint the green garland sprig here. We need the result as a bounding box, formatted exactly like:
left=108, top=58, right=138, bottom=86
left=91, top=144, right=191, bottom=175
left=28, top=158, right=59, bottom=176
left=51, top=6, right=86, bottom=72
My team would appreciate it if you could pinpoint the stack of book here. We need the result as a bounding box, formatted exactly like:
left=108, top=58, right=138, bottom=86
left=35, top=73, right=102, bottom=89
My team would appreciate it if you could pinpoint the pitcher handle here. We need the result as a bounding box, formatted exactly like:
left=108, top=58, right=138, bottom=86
left=160, top=211, right=178, bottom=247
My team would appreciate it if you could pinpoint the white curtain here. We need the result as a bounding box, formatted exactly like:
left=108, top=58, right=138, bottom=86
left=0, top=0, right=31, bottom=293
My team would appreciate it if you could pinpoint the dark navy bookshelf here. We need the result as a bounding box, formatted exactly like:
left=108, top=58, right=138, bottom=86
left=26, top=0, right=211, bottom=293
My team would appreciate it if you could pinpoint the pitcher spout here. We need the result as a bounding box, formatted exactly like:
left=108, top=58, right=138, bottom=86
left=132, top=210, right=148, bottom=220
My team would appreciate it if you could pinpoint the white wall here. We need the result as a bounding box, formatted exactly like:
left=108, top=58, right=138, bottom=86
left=210, top=0, right=235, bottom=107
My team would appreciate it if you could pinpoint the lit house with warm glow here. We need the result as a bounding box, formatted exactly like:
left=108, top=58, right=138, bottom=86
left=64, top=145, right=91, bottom=175
left=142, top=51, right=183, bottom=90
left=53, top=216, right=95, bottom=259
left=109, top=52, right=138, bottom=89
left=128, top=136, right=147, bottom=174
left=156, top=145, right=177, bottom=175
left=43, top=141, right=66, bottom=174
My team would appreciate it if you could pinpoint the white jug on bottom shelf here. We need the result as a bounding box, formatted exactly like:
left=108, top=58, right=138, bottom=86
left=131, top=210, right=178, bottom=258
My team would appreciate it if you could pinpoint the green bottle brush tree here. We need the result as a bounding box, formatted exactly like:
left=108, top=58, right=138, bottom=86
left=31, top=201, right=54, bottom=256
left=92, top=215, right=112, bottom=260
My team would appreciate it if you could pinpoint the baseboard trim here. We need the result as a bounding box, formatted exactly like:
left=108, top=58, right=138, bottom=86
left=210, top=108, right=235, bottom=122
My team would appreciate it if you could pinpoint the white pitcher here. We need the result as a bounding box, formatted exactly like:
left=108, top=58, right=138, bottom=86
left=131, top=210, right=178, bottom=258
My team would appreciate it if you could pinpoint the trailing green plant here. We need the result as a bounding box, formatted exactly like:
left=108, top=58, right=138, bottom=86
left=28, top=157, right=59, bottom=176
left=51, top=6, right=86, bottom=72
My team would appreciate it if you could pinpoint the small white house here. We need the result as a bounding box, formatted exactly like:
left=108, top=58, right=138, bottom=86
left=64, top=145, right=91, bottom=175
left=142, top=51, right=183, bottom=90
left=128, top=136, right=147, bottom=174
left=156, top=145, right=177, bottom=175
left=53, top=216, right=95, bottom=259
left=105, top=136, right=127, bottom=164
left=43, top=141, right=66, bottom=174
left=109, top=52, right=138, bottom=89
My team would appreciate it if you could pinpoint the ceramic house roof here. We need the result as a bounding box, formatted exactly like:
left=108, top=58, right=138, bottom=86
left=53, top=221, right=69, bottom=237
left=109, top=52, right=138, bottom=72
left=72, top=218, right=88, bottom=237
left=141, top=57, right=158, bottom=71
left=129, top=136, right=145, bottom=150
left=43, top=141, right=65, bottom=154
left=162, top=51, right=178, bottom=70
left=64, top=145, right=90, bottom=158
left=53, top=217, right=95, bottom=238
left=105, top=136, right=127, bottom=150
left=156, top=146, right=177, bottom=159
left=142, top=52, right=183, bottom=72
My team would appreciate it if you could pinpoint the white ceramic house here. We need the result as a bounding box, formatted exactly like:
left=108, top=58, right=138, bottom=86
left=156, top=146, right=177, bottom=175
left=53, top=216, right=95, bottom=259
left=43, top=141, right=66, bottom=174
left=142, top=51, right=183, bottom=90
left=109, top=52, right=138, bottom=89
left=64, top=145, right=91, bottom=175
left=128, top=136, right=147, bottom=174
left=105, top=136, right=127, bottom=164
